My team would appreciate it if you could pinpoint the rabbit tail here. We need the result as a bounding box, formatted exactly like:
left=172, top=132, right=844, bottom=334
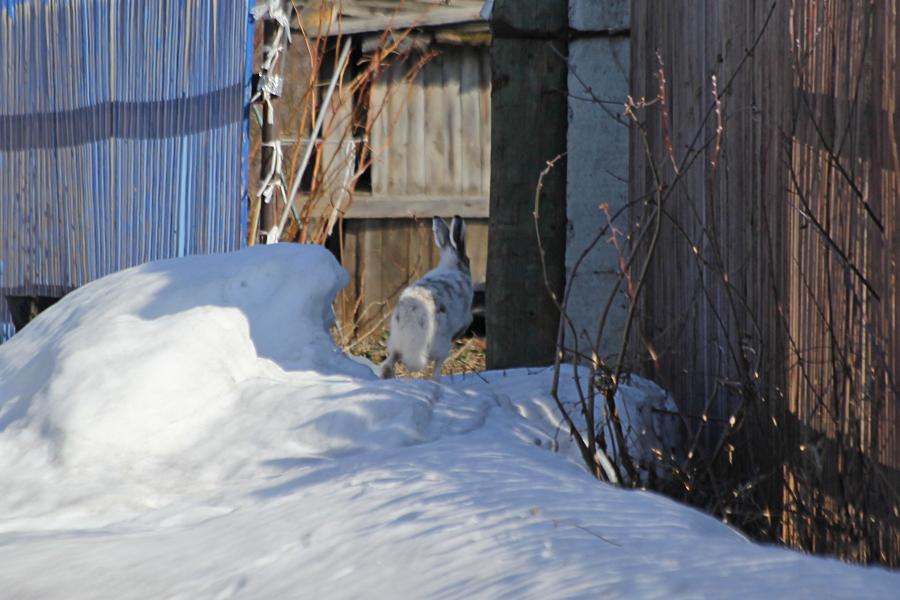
left=386, top=291, right=435, bottom=372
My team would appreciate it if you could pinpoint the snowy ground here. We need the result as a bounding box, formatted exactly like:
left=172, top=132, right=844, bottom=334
left=0, top=244, right=897, bottom=599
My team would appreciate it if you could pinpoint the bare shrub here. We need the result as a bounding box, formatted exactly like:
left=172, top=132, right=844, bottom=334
left=541, top=1, right=900, bottom=566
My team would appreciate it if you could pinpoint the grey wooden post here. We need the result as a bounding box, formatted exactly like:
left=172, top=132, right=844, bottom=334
left=486, top=0, right=568, bottom=369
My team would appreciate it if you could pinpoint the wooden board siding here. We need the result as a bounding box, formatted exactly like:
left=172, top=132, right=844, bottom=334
left=335, top=42, right=491, bottom=333
left=299, top=1, right=485, bottom=38
left=342, top=195, right=488, bottom=219
left=632, top=0, right=900, bottom=564
left=264, top=34, right=491, bottom=337
left=369, top=44, right=491, bottom=199
left=336, top=218, right=488, bottom=333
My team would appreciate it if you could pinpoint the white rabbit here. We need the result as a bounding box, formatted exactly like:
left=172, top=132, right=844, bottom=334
left=380, top=216, right=473, bottom=380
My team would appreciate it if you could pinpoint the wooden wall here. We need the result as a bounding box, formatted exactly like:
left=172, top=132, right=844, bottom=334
left=632, top=0, right=900, bottom=563
left=336, top=218, right=488, bottom=334
left=337, top=43, right=491, bottom=332
left=369, top=44, right=491, bottom=198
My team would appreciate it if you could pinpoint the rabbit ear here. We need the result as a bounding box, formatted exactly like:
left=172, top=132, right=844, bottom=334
left=449, top=216, right=466, bottom=254
left=432, top=217, right=450, bottom=249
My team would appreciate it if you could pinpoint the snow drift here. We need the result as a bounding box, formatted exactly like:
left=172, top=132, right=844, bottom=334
left=0, top=244, right=897, bottom=599
left=0, top=245, right=489, bottom=520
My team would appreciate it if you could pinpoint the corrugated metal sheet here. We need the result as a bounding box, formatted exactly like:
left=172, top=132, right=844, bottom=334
left=0, top=0, right=252, bottom=340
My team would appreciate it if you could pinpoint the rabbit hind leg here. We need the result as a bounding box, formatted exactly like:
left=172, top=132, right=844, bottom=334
left=431, top=357, right=445, bottom=381
left=380, top=352, right=400, bottom=379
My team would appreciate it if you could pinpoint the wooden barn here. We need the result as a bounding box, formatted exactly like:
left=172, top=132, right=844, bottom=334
left=262, top=0, right=491, bottom=336
left=0, top=0, right=253, bottom=341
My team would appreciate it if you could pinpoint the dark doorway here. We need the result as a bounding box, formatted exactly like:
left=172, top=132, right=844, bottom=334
left=5, top=296, right=60, bottom=332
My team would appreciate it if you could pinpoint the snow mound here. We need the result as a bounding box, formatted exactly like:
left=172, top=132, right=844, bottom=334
left=458, top=367, right=682, bottom=483
left=1, top=243, right=357, bottom=375
left=0, top=244, right=897, bottom=599
left=0, top=245, right=487, bottom=517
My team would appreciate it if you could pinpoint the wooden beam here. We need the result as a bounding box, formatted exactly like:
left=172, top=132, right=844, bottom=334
left=434, top=24, right=492, bottom=46
left=341, top=195, right=489, bottom=219
left=486, top=0, right=568, bottom=369
left=301, top=6, right=484, bottom=37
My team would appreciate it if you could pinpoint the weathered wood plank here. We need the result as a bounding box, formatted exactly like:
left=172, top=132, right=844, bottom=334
left=369, top=70, right=391, bottom=195
left=479, top=47, right=491, bottom=195
left=358, top=219, right=386, bottom=329
left=302, top=6, right=484, bottom=38
left=459, top=46, right=482, bottom=194
left=337, top=219, right=360, bottom=330
left=386, top=62, right=409, bottom=194
left=409, top=217, right=436, bottom=281
left=423, top=53, right=451, bottom=193
left=443, top=48, right=464, bottom=193
left=381, top=219, right=412, bottom=309
left=434, top=25, right=492, bottom=46
left=343, top=195, right=489, bottom=218
left=465, top=219, right=488, bottom=284
left=406, top=64, right=427, bottom=194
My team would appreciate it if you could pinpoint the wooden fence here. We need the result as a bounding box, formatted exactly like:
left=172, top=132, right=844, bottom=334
left=337, top=218, right=487, bottom=336
left=337, top=43, right=491, bottom=333
left=631, top=0, right=900, bottom=564
left=249, top=31, right=491, bottom=337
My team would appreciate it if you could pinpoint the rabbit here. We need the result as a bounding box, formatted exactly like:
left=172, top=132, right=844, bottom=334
left=380, top=216, right=473, bottom=380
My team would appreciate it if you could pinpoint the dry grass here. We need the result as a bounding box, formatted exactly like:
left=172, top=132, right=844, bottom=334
left=334, top=326, right=486, bottom=378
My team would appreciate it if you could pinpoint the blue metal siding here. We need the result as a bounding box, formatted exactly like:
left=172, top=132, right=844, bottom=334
left=0, top=0, right=251, bottom=339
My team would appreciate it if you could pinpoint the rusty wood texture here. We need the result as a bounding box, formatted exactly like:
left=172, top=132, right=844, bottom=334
left=632, top=0, right=900, bottom=564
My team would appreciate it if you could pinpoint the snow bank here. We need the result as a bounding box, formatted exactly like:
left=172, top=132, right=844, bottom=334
left=0, top=245, right=483, bottom=520
left=0, top=244, right=897, bottom=599
left=458, top=367, right=682, bottom=483
left=1, top=243, right=359, bottom=375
